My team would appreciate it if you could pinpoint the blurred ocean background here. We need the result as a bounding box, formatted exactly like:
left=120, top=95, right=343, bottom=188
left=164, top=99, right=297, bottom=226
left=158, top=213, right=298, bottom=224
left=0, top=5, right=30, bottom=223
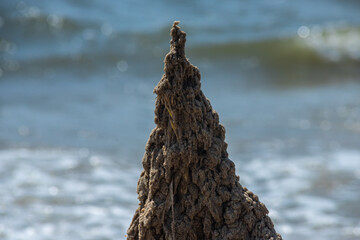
left=1, top=0, right=360, bottom=239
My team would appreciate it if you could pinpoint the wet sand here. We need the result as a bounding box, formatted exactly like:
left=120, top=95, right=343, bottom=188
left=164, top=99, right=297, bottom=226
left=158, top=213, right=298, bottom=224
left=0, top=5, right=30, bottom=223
left=127, top=22, right=281, bottom=240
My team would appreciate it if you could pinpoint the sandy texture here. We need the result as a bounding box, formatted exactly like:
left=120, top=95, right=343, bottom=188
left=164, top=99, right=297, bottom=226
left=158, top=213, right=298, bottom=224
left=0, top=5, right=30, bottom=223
left=127, top=22, right=282, bottom=240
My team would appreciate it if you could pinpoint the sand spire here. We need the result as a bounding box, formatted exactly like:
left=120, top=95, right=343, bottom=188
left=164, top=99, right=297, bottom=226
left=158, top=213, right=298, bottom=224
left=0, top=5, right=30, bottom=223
left=127, top=21, right=282, bottom=240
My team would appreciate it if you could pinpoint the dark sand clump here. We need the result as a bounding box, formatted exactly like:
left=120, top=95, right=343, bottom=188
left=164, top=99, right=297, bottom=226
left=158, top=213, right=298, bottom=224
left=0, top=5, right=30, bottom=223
left=127, top=22, right=282, bottom=240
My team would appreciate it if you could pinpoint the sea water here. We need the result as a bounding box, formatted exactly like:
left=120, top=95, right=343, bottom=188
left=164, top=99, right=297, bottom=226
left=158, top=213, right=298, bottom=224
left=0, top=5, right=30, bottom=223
left=1, top=0, right=360, bottom=239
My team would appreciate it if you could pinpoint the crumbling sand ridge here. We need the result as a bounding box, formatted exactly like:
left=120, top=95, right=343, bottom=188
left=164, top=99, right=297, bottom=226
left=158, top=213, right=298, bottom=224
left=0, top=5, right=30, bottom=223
left=127, top=21, right=282, bottom=240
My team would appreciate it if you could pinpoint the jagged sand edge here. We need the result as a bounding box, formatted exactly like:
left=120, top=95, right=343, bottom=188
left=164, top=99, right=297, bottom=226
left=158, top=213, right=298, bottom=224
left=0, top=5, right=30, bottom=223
left=127, top=21, right=282, bottom=240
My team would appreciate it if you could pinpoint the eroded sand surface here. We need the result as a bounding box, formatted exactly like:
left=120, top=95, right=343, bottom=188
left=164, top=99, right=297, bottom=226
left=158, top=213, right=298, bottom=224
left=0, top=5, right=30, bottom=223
left=127, top=22, right=282, bottom=240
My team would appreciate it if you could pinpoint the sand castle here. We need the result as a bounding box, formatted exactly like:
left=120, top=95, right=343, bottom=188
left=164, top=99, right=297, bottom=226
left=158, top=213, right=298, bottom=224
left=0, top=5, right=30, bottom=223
left=127, top=22, right=282, bottom=240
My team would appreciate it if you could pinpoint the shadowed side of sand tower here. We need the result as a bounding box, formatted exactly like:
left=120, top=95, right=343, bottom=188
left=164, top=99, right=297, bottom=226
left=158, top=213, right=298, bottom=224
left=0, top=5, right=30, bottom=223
left=127, top=22, right=282, bottom=240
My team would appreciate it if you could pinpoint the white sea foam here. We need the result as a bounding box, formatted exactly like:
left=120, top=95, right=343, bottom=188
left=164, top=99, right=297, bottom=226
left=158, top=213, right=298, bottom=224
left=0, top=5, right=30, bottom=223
left=303, top=25, right=360, bottom=61
left=236, top=150, right=360, bottom=240
left=0, top=148, right=138, bottom=240
left=0, top=148, right=359, bottom=239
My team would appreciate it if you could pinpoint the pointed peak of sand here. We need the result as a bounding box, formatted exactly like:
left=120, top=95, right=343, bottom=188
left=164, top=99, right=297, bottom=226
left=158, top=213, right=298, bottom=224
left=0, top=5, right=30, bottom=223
left=153, top=22, right=200, bottom=98
left=170, top=21, right=186, bottom=58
